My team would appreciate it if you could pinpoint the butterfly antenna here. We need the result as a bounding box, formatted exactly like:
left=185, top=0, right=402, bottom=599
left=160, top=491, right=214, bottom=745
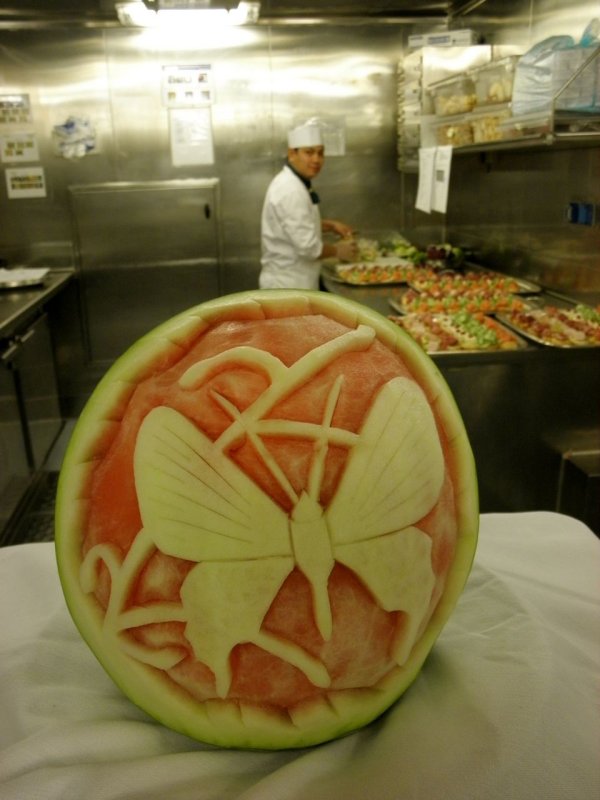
left=210, top=389, right=299, bottom=506
left=307, top=374, right=345, bottom=502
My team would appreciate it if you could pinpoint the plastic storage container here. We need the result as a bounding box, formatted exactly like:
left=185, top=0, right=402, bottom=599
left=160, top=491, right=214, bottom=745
left=470, top=106, right=511, bottom=143
left=472, top=56, right=520, bottom=106
left=497, top=111, right=553, bottom=141
left=429, top=74, right=477, bottom=116
left=434, top=118, right=474, bottom=146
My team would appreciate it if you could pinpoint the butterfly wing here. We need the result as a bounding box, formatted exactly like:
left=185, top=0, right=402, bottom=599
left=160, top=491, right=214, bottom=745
left=180, top=557, right=295, bottom=697
left=334, top=529, right=435, bottom=666
left=134, top=406, right=291, bottom=562
left=326, top=376, right=445, bottom=544
left=325, top=376, right=443, bottom=665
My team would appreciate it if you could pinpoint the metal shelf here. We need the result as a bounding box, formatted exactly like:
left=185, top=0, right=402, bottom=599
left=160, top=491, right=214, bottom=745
left=452, top=111, right=600, bottom=153
left=420, top=45, right=600, bottom=156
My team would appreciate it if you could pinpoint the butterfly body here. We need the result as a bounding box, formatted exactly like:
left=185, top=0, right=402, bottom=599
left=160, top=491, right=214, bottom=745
left=290, top=492, right=335, bottom=642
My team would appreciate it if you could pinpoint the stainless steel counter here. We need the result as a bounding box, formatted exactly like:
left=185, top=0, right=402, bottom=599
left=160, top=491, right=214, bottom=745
left=0, top=269, right=73, bottom=542
left=0, top=269, right=73, bottom=339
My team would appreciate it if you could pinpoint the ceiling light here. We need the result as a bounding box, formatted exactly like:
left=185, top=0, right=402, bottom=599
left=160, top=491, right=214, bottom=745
left=157, top=7, right=229, bottom=26
left=116, top=1, right=259, bottom=27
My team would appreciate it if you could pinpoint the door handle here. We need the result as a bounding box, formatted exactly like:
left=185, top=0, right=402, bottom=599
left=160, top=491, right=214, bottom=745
left=1, top=339, right=20, bottom=365
left=204, top=203, right=211, bottom=220
left=1, top=326, right=35, bottom=365
left=17, top=328, right=35, bottom=346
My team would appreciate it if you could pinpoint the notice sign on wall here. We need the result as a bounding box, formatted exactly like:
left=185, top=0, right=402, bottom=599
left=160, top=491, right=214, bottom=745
left=162, top=65, right=213, bottom=108
left=1, top=132, right=39, bottom=163
left=0, top=93, right=33, bottom=127
left=416, top=146, right=453, bottom=214
left=5, top=166, right=46, bottom=199
left=170, top=107, right=214, bottom=167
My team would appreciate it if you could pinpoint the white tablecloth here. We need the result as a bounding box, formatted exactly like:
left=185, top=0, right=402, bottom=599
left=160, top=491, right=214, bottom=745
left=0, top=512, right=598, bottom=800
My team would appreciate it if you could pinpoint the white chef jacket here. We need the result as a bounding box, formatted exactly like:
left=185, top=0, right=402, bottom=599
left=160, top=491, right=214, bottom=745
left=259, top=165, right=323, bottom=290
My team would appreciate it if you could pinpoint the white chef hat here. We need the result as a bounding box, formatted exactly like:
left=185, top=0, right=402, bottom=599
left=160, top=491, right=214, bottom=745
left=287, top=120, right=323, bottom=148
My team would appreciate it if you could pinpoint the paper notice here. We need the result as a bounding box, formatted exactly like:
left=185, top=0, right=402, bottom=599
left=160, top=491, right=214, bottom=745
left=5, top=166, right=46, bottom=198
left=416, top=147, right=436, bottom=213
left=162, top=65, right=213, bottom=108
left=432, top=146, right=453, bottom=214
left=170, top=107, right=214, bottom=166
left=1, top=132, right=39, bottom=163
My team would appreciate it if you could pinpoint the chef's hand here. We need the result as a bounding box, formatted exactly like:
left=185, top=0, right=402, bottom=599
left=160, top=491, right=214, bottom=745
left=324, top=219, right=355, bottom=239
left=335, top=223, right=356, bottom=239
left=335, top=239, right=358, bottom=262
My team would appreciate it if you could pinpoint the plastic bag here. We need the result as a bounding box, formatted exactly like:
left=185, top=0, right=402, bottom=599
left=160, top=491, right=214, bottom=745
left=511, top=22, right=599, bottom=115
left=52, top=116, right=96, bottom=159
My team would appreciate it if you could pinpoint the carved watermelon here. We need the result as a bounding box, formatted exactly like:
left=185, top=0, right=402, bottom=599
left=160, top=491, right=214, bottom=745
left=55, top=289, right=478, bottom=749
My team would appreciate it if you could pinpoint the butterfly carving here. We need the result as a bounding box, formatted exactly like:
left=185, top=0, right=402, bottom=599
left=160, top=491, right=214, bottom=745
left=81, top=324, right=444, bottom=698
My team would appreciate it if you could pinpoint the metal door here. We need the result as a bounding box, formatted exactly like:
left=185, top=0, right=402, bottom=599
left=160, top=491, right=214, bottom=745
left=69, top=179, right=222, bottom=364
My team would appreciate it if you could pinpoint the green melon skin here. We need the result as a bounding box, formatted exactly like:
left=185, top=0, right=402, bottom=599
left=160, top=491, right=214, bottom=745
left=55, top=289, right=479, bottom=750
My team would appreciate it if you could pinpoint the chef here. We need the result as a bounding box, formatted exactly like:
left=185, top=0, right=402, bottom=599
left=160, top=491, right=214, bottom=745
left=259, top=120, right=358, bottom=290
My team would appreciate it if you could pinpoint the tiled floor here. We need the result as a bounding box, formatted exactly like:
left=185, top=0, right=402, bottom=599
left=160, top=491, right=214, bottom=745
left=6, top=471, right=59, bottom=545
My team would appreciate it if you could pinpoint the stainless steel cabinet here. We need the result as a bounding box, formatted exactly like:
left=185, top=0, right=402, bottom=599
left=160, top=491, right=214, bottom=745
left=17, top=313, right=63, bottom=470
left=0, top=341, right=30, bottom=531
left=0, top=313, right=62, bottom=535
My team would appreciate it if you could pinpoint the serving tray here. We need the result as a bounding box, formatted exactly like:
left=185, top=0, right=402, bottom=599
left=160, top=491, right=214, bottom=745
left=323, top=258, right=416, bottom=286
left=407, top=266, right=541, bottom=296
left=388, top=311, right=527, bottom=353
left=389, top=288, right=526, bottom=316
left=0, top=267, right=49, bottom=289
left=497, top=303, right=600, bottom=348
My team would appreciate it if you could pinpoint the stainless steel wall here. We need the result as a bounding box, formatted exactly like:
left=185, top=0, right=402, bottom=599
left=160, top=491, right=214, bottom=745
left=445, top=146, right=600, bottom=295
left=0, top=0, right=598, bottom=296
left=0, top=23, right=405, bottom=294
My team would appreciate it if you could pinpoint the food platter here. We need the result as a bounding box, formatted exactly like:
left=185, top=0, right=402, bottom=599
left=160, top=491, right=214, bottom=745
left=470, top=265, right=541, bottom=294
left=407, top=267, right=541, bottom=296
left=323, top=258, right=416, bottom=286
left=497, top=302, right=600, bottom=348
left=389, top=288, right=526, bottom=316
left=321, top=238, right=484, bottom=287
left=388, top=311, right=527, bottom=353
